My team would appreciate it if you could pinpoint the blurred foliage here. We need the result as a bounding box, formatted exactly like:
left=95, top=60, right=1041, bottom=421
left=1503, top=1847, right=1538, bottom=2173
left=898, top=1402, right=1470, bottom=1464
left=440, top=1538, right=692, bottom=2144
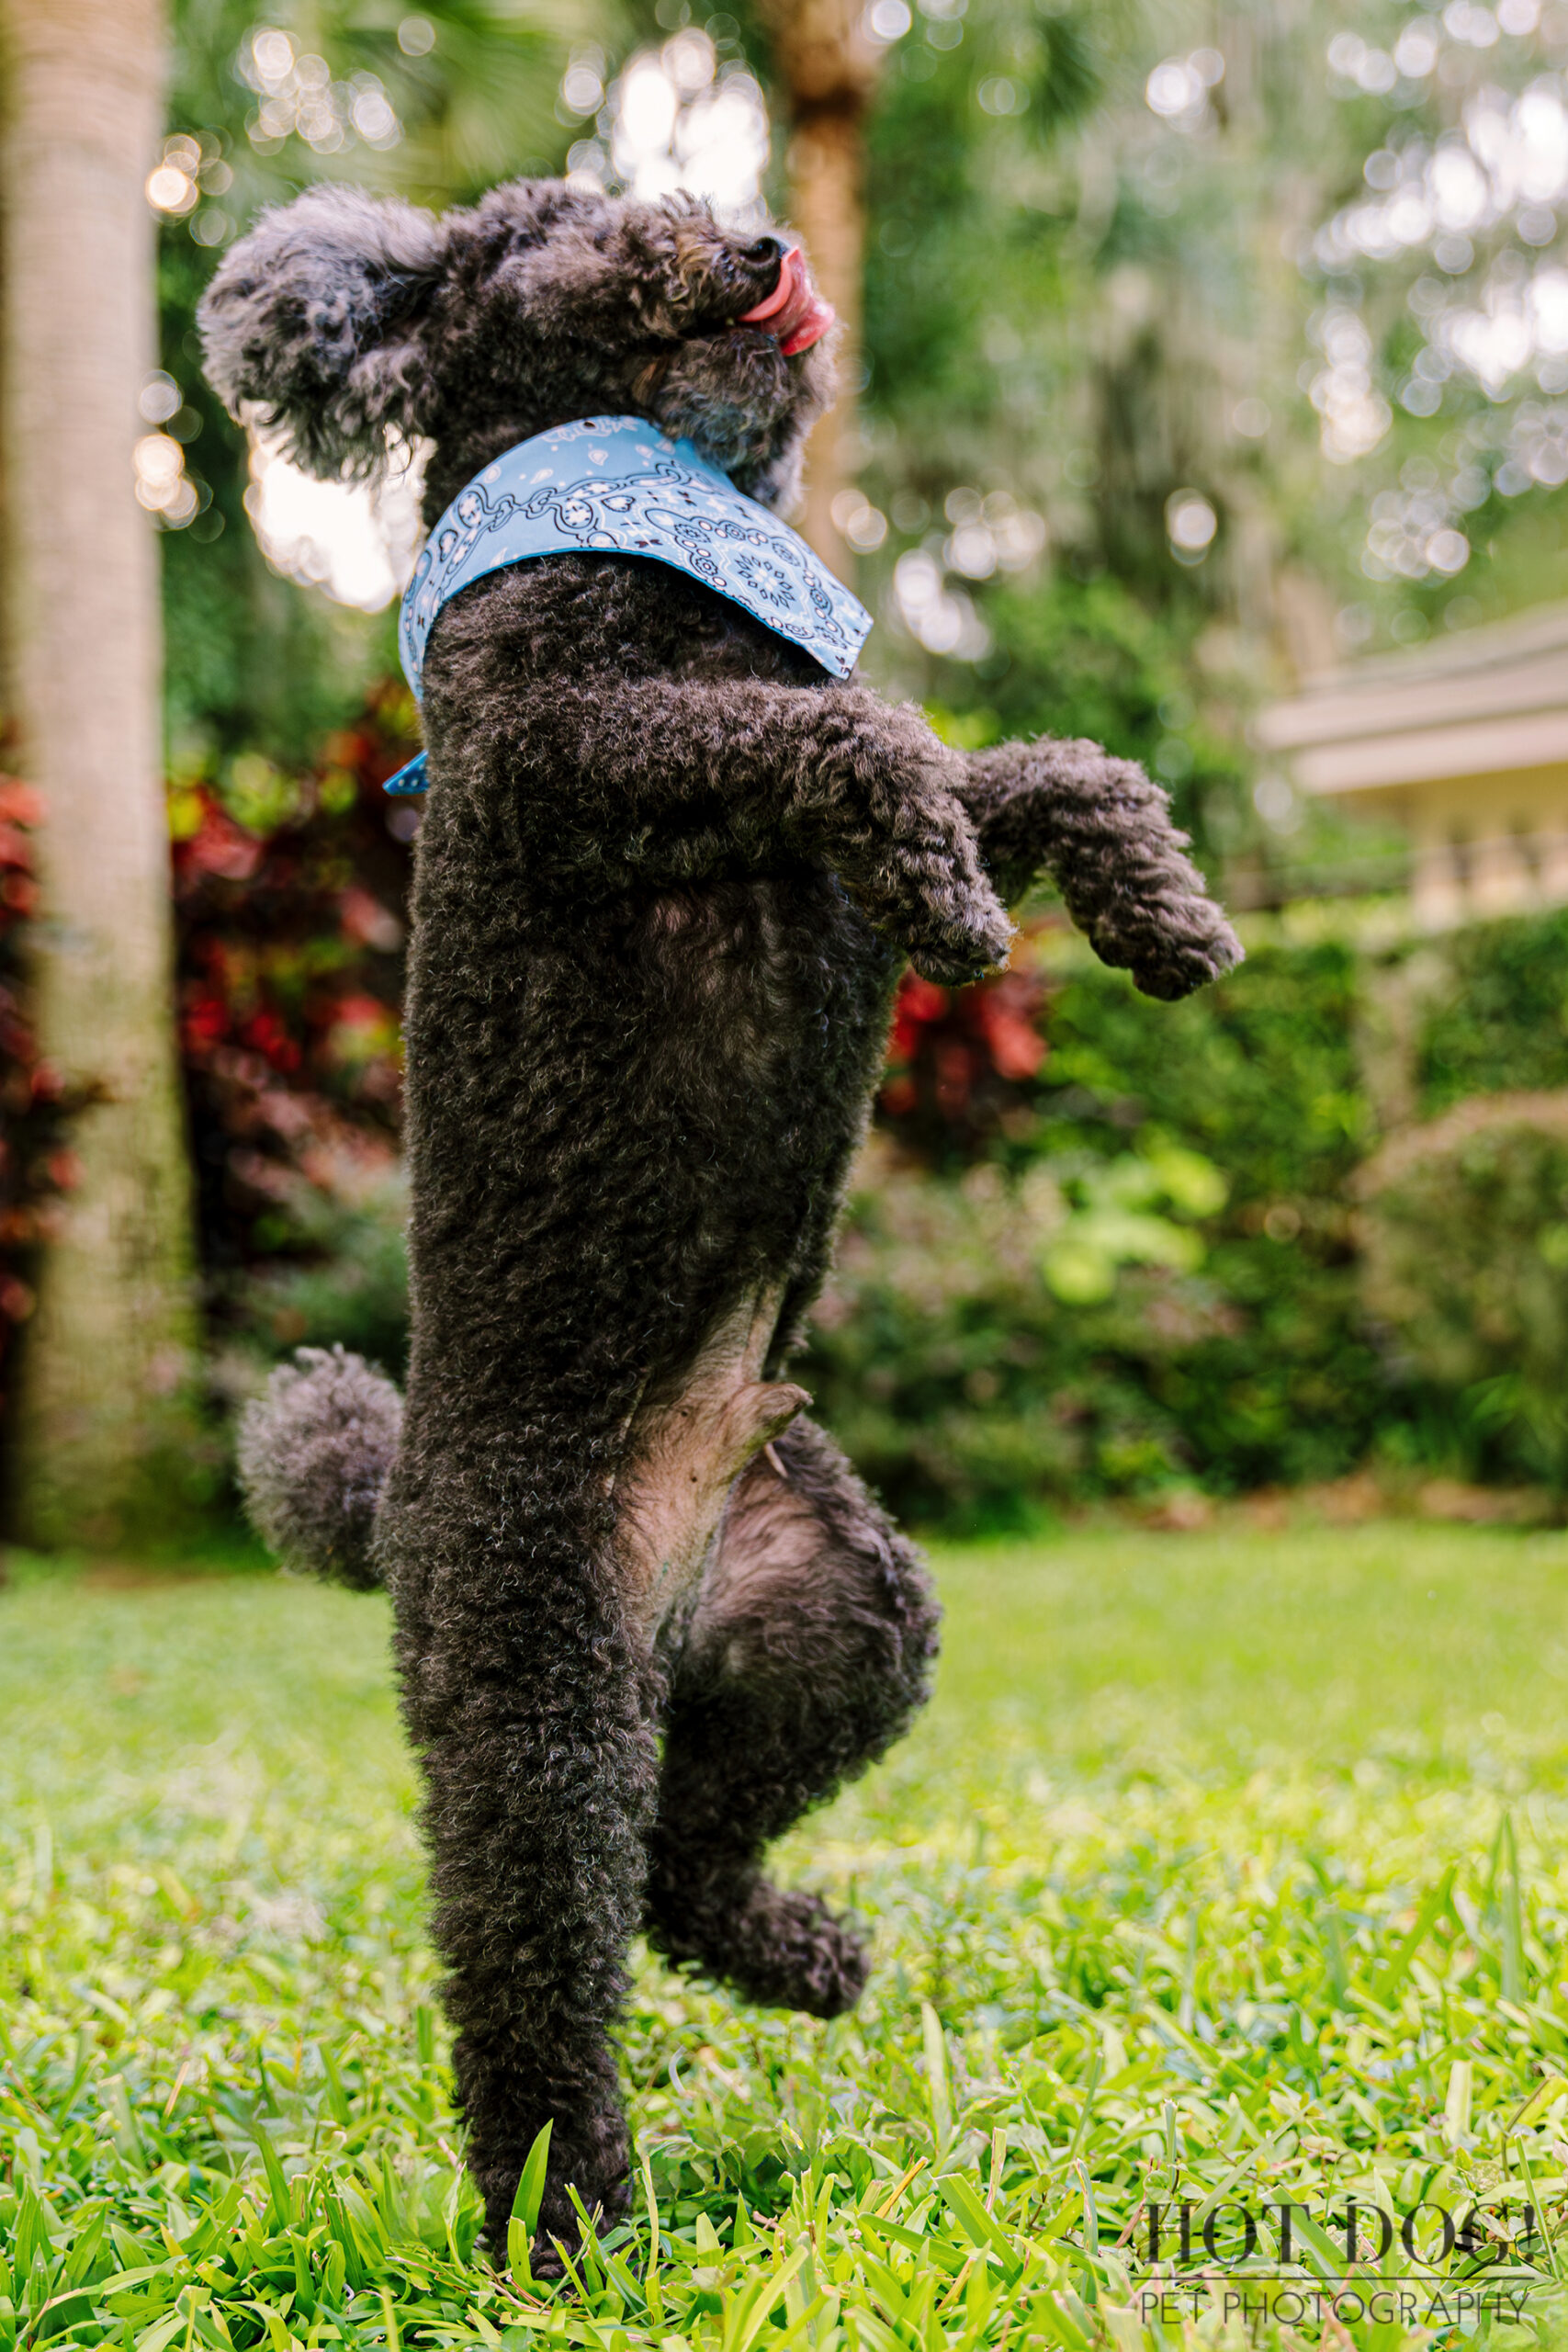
left=803, top=911, right=1568, bottom=1530
left=1359, top=1097, right=1568, bottom=1495
left=0, top=783, right=69, bottom=1429
left=169, top=687, right=418, bottom=1374
left=1419, top=915, right=1568, bottom=1107
left=1285, top=0, right=1568, bottom=642
left=841, top=0, right=1318, bottom=876
left=170, top=0, right=593, bottom=206
left=806, top=934, right=1379, bottom=1528
left=236, top=1169, right=412, bottom=1376
left=880, top=967, right=1048, bottom=1155
left=840, top=0, right=1568, bottom=894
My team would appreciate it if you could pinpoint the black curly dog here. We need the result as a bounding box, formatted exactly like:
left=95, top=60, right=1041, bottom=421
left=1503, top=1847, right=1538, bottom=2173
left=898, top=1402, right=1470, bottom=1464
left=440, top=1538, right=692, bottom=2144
left=204, top=177, right=1241, bottom=2260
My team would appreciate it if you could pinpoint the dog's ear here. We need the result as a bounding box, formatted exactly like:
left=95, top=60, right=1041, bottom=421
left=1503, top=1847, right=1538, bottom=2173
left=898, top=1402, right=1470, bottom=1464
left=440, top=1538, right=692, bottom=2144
left=198, top=184, right=448, bottom=480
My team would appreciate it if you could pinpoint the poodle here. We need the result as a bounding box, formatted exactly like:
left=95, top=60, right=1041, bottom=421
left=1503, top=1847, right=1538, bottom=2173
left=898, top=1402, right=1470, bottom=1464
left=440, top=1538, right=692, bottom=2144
left=203, top=176, right=1241, bottom=2260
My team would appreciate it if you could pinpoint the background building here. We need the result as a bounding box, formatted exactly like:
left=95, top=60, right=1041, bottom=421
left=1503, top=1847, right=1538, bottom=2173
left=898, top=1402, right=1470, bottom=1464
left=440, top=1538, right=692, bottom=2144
left=1257, top=602, right=1568, bottom=927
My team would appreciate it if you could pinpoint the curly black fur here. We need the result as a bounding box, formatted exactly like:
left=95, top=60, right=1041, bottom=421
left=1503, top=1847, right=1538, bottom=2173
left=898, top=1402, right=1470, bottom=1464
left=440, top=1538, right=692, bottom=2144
left=202, top=176, right=1240, bottom=2263
left=646, top=1415, right=939, bottom=2013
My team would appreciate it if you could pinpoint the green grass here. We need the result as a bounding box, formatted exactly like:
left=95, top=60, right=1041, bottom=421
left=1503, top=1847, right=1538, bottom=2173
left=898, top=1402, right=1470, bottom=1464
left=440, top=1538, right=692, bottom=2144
left=6, top=1521, right=1568, bottom=2352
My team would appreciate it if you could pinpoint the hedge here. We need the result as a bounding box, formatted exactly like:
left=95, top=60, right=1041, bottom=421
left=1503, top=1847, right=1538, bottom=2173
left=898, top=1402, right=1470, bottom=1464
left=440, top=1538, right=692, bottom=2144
left=801, top=907, right=1568, bottom=1526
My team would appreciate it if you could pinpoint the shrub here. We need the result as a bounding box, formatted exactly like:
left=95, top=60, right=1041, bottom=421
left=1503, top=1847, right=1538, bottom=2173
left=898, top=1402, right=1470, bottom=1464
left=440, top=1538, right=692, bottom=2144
left=807, top=933, right=1385, bottom=1522
left=231, top=1167, right=411, bottom=1380
left=171, top=683, right=417, bottom=1326
left=805, top=1137, right=1235, bottom=1529
left=1358, top=1091, right=1568, bottom=1491
left=0, top=780, right=69, bottom=1430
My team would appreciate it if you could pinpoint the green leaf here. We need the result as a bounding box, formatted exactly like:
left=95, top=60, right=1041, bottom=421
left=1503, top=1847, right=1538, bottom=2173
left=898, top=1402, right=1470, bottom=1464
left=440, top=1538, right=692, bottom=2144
left=1447, top=2057, right=1476, bottom=2143
left=128, top=2305, right=194, bottom=2352
left=252, top=2130, right=290, bottom=2232
left=920, top=2002, right=952, bottom=2147
left=940, top=2172, right=1023, bottom=2286
left=1289, top=2210, right=1348, bottom=2285
left=723, top=2246, right=810, bottom=2352
left=1032, top=2288, right=1094, bottom=2352
left=511, top=2120, right=553, bottom=2242
left=1508, top=2075, right=1568, bottom=2134
left=858, top=2214, right=929, bottom=2256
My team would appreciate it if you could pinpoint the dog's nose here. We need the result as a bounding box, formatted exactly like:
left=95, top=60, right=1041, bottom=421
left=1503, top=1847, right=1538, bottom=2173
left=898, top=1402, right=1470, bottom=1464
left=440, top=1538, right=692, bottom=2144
left=741, top=234, right=792, bottom=304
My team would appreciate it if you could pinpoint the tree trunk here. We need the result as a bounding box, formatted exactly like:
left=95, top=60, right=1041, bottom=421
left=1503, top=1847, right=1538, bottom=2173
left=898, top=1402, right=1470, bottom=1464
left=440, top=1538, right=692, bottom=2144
left=760, top=0, right=880, bottom=579
left=0, top=0, right=199, bottom=1549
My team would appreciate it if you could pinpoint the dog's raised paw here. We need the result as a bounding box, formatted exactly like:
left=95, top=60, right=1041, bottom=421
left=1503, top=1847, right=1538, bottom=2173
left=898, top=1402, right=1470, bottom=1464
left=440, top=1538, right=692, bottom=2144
left=719, top=1886, right=871, bottom=2018
left=899, top=888, right=1015, bottom=988
left=1125, top=900, right=1245, bottom=1001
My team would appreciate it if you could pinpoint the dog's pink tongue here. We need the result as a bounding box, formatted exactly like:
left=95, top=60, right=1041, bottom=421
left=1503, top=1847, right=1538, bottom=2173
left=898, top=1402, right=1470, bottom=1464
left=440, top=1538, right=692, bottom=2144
left=739, top=246, right=835, bottom=356
left=780, top=295, right=834, bottom=356
left=740, top=252, right=800, bottom=325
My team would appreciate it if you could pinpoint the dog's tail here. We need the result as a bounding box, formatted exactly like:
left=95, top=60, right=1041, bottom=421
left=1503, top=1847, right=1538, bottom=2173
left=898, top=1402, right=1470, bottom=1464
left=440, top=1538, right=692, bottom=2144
left=236, top=1345, right=401, bottom=1590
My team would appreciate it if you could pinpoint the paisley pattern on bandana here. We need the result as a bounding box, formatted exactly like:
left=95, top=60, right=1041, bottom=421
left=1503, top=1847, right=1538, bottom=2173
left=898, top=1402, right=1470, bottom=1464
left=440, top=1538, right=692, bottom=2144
left=384, top=416, right=873, bottom=792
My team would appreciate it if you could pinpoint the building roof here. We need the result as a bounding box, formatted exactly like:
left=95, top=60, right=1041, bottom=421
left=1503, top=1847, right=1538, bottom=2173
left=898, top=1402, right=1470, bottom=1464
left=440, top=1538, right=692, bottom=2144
left=1255, top=598, right=1568, bottom=797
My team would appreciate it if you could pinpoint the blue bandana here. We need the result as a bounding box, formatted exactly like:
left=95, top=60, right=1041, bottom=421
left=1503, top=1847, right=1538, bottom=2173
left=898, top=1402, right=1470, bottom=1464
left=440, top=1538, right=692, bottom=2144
left=383, top=414, right=873, bottom=793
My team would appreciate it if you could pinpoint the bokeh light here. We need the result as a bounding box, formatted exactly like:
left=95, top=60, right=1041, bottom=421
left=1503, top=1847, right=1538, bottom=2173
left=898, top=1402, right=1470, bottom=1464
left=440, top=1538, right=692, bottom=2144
left=565, top=28, right=769, bottom=219
left=243, top=432, right=425, bottom=610
left=239, top=27, right=402, bottom=157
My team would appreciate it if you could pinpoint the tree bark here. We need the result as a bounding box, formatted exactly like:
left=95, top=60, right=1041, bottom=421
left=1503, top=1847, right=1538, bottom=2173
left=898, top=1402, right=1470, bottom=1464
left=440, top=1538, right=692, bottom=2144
left=0, top=0, right=199, bottom=1548
left=760, top=0, right=880, bottom=580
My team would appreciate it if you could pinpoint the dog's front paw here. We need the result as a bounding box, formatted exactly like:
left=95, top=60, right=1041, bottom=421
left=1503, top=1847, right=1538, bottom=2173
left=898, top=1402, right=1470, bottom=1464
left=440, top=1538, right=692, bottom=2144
left=853, top=855, right=1013, bottom=985
left=1101, top=894, right=1245, bottom=1001
left=900, top=889, right=1016, bottom=988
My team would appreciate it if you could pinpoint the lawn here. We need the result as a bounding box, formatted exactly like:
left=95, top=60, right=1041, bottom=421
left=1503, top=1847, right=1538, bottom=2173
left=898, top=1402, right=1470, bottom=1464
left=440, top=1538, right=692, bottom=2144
left=5, top=1520, right=1568, bottom=2352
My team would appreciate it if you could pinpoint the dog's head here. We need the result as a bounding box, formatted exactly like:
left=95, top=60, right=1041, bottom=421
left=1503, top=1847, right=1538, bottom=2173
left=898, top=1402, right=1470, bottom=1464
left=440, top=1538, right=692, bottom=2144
left=198, top=179, right=835, bottom=514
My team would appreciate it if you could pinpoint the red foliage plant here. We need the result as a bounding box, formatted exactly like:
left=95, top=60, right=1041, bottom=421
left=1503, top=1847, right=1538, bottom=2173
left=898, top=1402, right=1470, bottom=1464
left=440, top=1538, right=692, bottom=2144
left=0, top=778, right=72, bottom=1423
left=171, top=679, right=419, bottom=1289
left=878, top=929, right=1053, bottom=1160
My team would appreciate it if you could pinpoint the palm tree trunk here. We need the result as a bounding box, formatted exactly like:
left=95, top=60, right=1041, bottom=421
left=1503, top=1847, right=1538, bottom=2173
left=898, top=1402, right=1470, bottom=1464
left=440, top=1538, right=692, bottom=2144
left=1, top=0, right=199, bottom=1548
left=761, top=0, right=880, bottom=579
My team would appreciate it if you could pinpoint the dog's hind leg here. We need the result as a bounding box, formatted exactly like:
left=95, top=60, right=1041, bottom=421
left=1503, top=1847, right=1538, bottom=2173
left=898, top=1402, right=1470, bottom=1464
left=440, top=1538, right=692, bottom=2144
left=643, top=1416, right=939, bottom=2015
left=389, top=1453, right=660, bottom=2264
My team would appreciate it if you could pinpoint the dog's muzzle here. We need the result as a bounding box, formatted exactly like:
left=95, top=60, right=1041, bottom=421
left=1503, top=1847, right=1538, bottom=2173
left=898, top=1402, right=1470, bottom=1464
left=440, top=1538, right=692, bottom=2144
left=739, top=245, right=834, bottom=356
